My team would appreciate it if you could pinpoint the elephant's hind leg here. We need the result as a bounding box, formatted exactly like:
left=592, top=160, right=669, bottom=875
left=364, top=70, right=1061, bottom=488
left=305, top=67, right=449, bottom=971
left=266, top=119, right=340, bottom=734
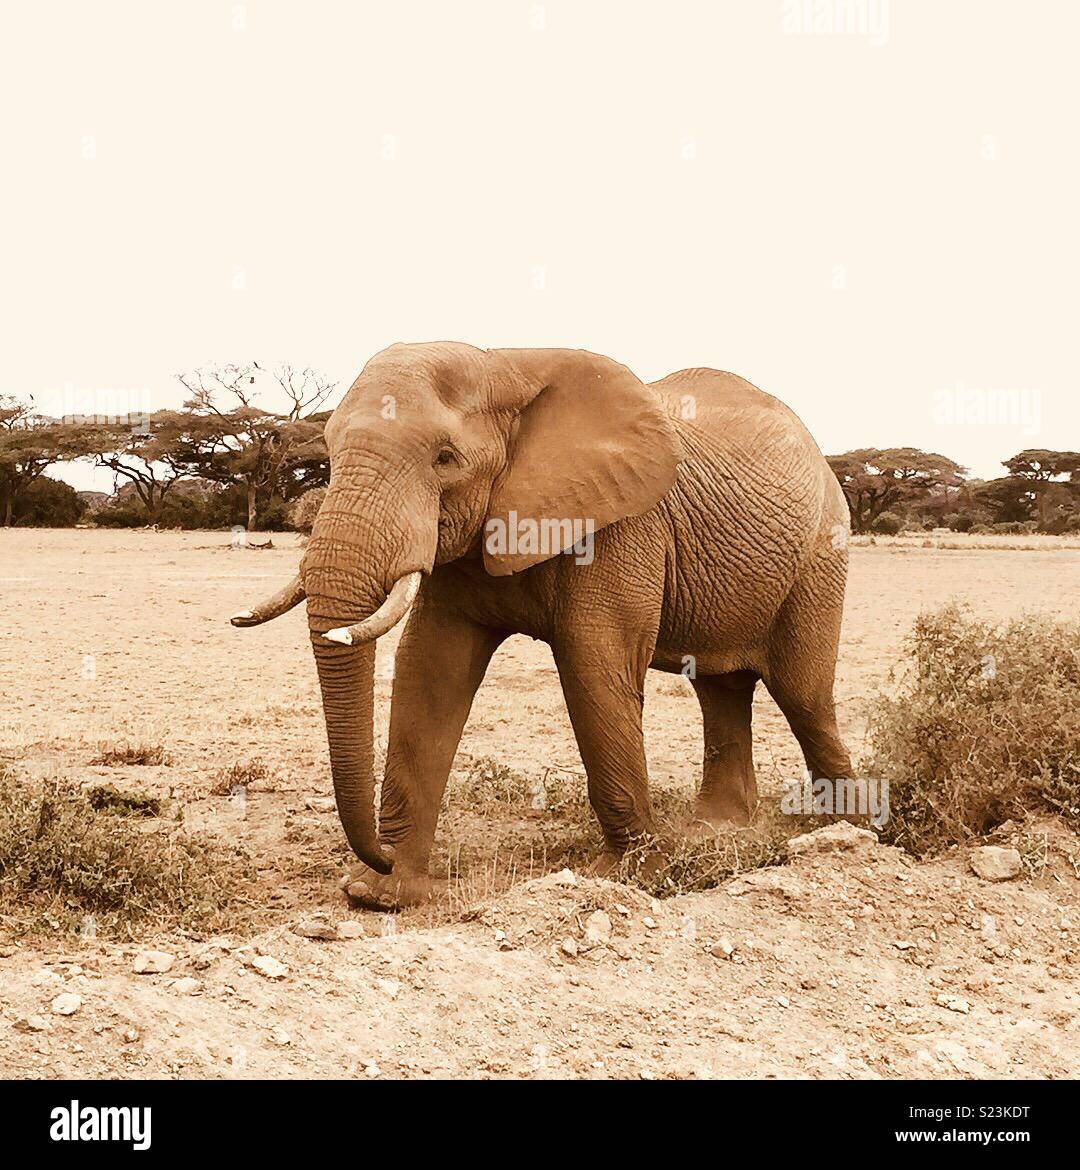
left=690, top=671, right=759, bottom=826
left=762, top=572, right=853, bottom=783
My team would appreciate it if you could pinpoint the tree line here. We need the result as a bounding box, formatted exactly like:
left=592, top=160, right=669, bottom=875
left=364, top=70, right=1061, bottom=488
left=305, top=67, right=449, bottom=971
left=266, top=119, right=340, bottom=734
left=827, top=448, right=1080, bottom=534
left=1, top=364, right=332, bottom=531
left=2, top=366, right=1079, bottom=534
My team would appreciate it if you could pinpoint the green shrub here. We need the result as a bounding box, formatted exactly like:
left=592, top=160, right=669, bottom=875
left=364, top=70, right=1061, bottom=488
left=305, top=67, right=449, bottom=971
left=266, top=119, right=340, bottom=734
left=1041, top=512, right=1080, bottom=535
left=12, top=477, right=87, bottom=527
left=871, top=511, right=903, bottom=535
left=865, top=605, right=1079, bottom=854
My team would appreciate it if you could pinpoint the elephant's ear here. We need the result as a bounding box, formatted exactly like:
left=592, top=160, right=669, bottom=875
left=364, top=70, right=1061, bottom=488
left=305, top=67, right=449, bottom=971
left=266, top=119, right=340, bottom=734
left=483, top=349, right=682, bottom=576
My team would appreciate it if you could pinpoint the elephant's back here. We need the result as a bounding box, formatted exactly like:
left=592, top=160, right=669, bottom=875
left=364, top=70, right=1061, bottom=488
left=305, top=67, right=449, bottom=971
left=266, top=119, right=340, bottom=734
left=649, top=368, right=837, bottom=665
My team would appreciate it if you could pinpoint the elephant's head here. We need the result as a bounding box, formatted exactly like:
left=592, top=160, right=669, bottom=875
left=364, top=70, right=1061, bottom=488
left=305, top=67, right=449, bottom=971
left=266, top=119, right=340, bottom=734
left=232, top=343, right=681, bottom=875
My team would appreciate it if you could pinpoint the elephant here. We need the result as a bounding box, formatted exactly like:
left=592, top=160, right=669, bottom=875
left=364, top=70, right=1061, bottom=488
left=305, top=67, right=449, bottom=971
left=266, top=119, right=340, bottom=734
left=232, top=343, right=853, bottom=909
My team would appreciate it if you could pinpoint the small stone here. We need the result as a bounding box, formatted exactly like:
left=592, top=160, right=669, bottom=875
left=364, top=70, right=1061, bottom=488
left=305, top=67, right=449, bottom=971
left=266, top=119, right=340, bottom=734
left=552, top=869, right=578, bottom=887
left=50, top=993, right=82, bottom=1016
left=15, top=1014, right=50, bottom=1033
left=132, top=950, right=174, bottom=974
left=269, top=1027, right=292, bottom=1046
left=171, top=977, right=201, bottom=995
left=364, top=1061, right=381, bottom=1078
left=560, top=937, right=579, bottom=958
left=787, top=821, right=877, bottom=857
left=642, top=916, right=657, bottom=930
left=776, top=995, right=791, bottom=1009
left=969, top=846, right=1021, bottom=882
left=337, top=921, right=365, bottom=939
left=584, top=910, right=612, bottom=947
left=894, top=940, right=916, bottom=950
left=710, top=938, right=735, bottom=960
left=293, top=917, right=339, bottom=941
left=251, top=955, right=288, bottom=980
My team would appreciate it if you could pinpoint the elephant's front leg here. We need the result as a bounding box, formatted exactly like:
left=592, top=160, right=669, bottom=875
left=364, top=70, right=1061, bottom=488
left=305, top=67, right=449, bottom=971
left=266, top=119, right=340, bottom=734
left=344, top=593, right=504, bottom=910
left=554, top=636, right=656, bottom=871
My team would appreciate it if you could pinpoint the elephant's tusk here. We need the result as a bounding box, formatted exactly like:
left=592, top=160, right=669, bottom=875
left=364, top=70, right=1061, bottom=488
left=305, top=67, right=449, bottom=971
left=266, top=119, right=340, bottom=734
left=323, top=572, right=421, bottom=645
left=230, top=574, right=306, bottom=627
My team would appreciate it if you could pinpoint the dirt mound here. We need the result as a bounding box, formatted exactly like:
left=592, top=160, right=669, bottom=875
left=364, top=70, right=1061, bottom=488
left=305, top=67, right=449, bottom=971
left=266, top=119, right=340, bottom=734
left=2, top=824, right=1075, bottom=1079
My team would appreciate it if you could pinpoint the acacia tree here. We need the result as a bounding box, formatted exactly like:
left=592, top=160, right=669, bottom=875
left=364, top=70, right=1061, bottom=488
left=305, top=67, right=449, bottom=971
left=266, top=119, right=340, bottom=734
left=1001, top=449, right=1080, bottom=526
left=827, top=448, right=967, bottom=533
left=0, top=396, right=96, bottom=526
left=171, top=363, right=331, bottom=530
left=80, top=411, right=194, bottom=525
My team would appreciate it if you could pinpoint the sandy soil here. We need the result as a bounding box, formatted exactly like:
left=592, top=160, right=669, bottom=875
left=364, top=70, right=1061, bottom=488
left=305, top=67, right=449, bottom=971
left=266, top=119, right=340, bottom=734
left=0, top=529, right=1078, bottom=1079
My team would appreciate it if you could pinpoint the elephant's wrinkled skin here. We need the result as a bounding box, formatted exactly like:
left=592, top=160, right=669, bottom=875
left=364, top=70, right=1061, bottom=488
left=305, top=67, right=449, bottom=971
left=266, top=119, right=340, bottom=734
left=234, top=343, right=853, bottom=908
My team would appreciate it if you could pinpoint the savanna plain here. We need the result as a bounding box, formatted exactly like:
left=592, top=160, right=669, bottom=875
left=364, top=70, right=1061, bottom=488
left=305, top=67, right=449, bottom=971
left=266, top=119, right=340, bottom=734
left=0, top=528, right=1077, bottom=1079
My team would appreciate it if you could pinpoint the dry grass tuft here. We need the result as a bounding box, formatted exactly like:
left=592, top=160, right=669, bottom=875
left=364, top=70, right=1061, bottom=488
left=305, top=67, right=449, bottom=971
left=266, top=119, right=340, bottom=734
left=209, top=758, right=275, bottom=795
left=90, top=742, right=171, bottom=767
left=0, top=766, right=251, bottom=937
left=615, top=802, right=814, bottom=897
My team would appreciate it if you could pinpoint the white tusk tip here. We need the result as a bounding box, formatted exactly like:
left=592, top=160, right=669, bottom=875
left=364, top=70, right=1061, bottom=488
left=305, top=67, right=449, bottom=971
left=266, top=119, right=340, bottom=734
left=230, top=610, right=255, bottom=625
left=323, top=627, right=354, bottom=645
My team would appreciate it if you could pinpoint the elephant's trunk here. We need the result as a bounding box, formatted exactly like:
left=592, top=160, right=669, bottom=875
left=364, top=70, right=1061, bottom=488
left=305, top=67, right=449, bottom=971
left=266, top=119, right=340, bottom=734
left=301, top=466, right=436, bottom=877
left=308, top=627, right=393, bottom=874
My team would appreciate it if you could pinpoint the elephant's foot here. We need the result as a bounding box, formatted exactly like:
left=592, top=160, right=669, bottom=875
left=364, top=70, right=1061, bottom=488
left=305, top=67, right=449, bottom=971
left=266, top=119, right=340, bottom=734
left=689, top=792, right=756, bottom=832
left=585, top=850, right=623, bottom=879
left=341, top=862, right=433, bottom=911
left=587, top=844, right=667, bottom=883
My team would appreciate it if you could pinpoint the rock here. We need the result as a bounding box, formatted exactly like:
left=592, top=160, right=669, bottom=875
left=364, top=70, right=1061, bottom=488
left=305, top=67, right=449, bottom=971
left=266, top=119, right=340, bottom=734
left=250, top=955, right=288, bottom=980
left=552, top=869, right=578, bottom=887
left=710, top=938, right=735, bottom=960
left=15, top=1014, right=51, bottom=1033
left=50, top=993, right=82, bottom=1016
left=337, top=921, right=365, bottom=939
left=642, top=916, right=657, bottom=930
left=171, top=977, right=201, bottom=995
left=132, top=950, right=174, bottom=974
left=786, top=821, right=877, bottom=857
left=269, top=1027, right=292, bottom=1046
left=969, top=846, right=1022, bottom=882
left=560, top=937, right=579, bottom=958
left=584, top=910, right=612, bottom=947
left=937, top=994, right=971, bottom=1015
left=293, top=917, right=339, bottom=941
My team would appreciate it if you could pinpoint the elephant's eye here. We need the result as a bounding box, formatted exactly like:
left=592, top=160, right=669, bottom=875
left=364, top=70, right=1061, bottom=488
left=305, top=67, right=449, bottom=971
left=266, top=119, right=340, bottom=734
left=434, top=445, right=459, bottom=469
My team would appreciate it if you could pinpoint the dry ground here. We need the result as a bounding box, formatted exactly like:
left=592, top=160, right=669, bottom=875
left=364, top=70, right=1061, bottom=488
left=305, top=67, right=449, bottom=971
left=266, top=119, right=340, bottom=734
left=0, top=529, right=1078, bottom=1079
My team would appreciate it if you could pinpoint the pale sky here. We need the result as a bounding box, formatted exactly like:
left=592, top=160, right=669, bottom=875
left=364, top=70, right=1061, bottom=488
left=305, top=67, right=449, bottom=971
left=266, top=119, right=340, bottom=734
left=2, top=0, right=1076, bottom=493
